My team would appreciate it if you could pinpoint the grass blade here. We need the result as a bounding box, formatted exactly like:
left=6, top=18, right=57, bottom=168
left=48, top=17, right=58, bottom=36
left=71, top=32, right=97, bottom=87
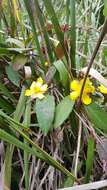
left=24, top=0, right=45, bottom=64
left=0, top=129, right=45, bottom=160
left=85, top=136, right=94, bottom=183
left=3, top=86, right=27, bottom=189
left=0, top=110, right=79, bottom=183
left=0, top=82, right=16, bottom=102
left=23, top=101, right=31, bottom=190
left=0, top=96, right=14, bottom=114
left=34, top=0, right=54, bottom=63
left=70, top=0, right=76, bottom=76
left=43, top=0, right=68, bottom=59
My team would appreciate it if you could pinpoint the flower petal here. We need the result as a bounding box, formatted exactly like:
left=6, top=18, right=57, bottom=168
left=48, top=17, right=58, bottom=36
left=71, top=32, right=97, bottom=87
left=36, top=93, right=45, bottom=99
left=80, top=78, right=91, bottom=85
left=84, top=85, right=95, bottom=94
left=80, top=78, right=95, bottom=94
left=30, top=81, right=37, bottom=90
left=70, top=91, right=79, bottom=101
left=82, top=94, right=92, bottom=105
left=41, top=84, right=48, bottom=92
left=30, top=81, right=41, bottom=93
left=70, top=80, right=80, bottom=91
left=25, top=77, right=48, bottom=99
left=25, top=89, right=34, bottom=96
left=35, top=82, right=42, bottom=92
left=98, top=85, right=107, bottom=94
left=37, top=77, right=43, bottom=85
left=31, top=93, right=44, bottom=100
left=90, top=86, right=95, bottom=93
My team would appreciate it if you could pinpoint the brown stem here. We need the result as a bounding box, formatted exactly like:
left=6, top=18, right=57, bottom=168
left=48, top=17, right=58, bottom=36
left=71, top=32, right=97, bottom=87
left=78, top=19, right=107, bottom=107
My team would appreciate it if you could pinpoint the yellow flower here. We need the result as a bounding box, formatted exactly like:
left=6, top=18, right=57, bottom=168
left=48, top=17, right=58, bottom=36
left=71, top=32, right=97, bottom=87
left=25, top=77, right=48, bottom=99
left=45, top=61, right=49, bottom=66
left=98, top=85, right=107, bottom=94
left=70, top=78, right=95, bottom=105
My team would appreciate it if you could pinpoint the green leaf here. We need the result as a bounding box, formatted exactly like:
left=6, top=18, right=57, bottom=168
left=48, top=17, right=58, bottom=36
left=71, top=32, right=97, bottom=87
left=0, top=110, right=78, bottom=182
left=12, top=54, right=28, bottom=71
left=0, top=82, right=16, bottom=102
left=0, top=111, right=78, bottom=182
left=34, top=0, right=54, bottom=63
left=53, top=60, right=69, bottom=88
left=85, top=103, right=107, bottom=133
left=24, top=0, right=44, bottom=64
left=23, top=101, right=31, bottom=128
left=85, top=137, right=94, bottom=183
left=54, top=96, right=74, bottom=128
left=0, top=129, right=44, bottom=160
left=4, top=145, right=14, bottom=188
left=0, top=96, right=14, bottom=114
left=103, top=0, right=107, bottom=16
left=6, top=38, right=24, bottom=48
left=23, top=101, right=31, bottom=190
left=0, top=47, right=14, bottom=55
left=63, top=176, right=74, bottom=188
left=70, top=0, right=76, bottom=76
left=43, top=0, right=67, bottom=58
left=3, top=87, right=27, bottom=189
left=6, top=65, right=21, bottom=87
left=35, top=95, right=55, bottom=134
left=0, top=109, right=27, bottom=131
left=0, top=47, right=31, bottom=55
left=14, top=86, right=27, bottom=121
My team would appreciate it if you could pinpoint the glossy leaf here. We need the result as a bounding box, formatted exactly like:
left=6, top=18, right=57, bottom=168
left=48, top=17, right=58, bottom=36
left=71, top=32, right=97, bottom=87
left=6, top=65, right=21, bottom=87
left=53, top=60, right=69, bottom=88
left=85, top=103, right=107, bottom=133
left=54, top=96, right=74, bottom=128
left=103, top=0, right=107, bottom=16
left=85, top=137, right=94, bottom=183
left=35, top=95, right=55, bottom=134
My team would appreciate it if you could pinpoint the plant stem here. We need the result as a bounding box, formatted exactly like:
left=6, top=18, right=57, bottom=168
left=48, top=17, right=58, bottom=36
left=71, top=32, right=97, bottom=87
left=74, top=120, right=82, bottom=177
left=70, top=0, right=76, bottom=77
left=79, top=19, right=107, bottom=106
